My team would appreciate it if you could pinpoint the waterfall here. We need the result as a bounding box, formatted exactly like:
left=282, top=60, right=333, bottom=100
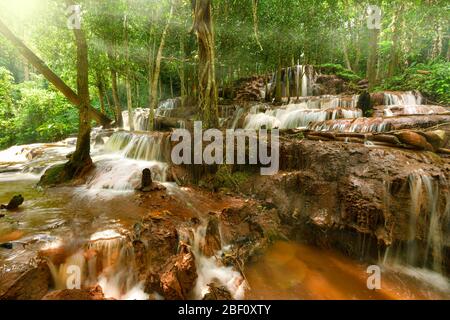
left=105, top=131, right=169, bottom=162
left=183, top=224, right=247, bottom=300
left=269, top=65, right=313, bottom=99
left=230, top=107, right=245, bottom=129
left=47, top=230, right=149, bottom=300
left=384, top=105, right=448, bottom=117
left=309, top=117, right=391, bottom=133
left=383, top=171, right=449, bottom=275
left=156, top=98, right=179, bottom=118
left=384, top=91, right=423, bottom=106
left=77, top=131, right=170, bottom=193
left=122, top=109, right=151, bottom=132
left=381, top=91, right=448, bottom=117
left=243, top=96, right=362, bottom=130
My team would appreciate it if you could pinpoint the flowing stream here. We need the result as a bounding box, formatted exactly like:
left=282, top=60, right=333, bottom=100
left=1, top=129, right=449, bottom=300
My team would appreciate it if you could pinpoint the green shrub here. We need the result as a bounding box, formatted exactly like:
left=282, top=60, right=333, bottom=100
left=316, top=63, right=362, bottom=82
left=376, top=61, right=450, bottom=105
left=0, top=74, right=79, bottom=149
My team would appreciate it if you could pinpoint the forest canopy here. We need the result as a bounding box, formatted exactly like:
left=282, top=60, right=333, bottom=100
left=0, top=0, right=449, bottom=149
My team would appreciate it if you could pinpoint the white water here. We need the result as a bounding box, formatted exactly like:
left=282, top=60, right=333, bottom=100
left=382, top=171, right=449, bottom=278
left=244, top=97, right=362, bottom=130
left=122, top=108, right=151, bottom=131
left=47, top=230, right=149, bottom=300
left=188, top=225, right=247, bottom=300
left=384, top=91, right=423, bottom=106
left=156, top=98, right=180, bottom=118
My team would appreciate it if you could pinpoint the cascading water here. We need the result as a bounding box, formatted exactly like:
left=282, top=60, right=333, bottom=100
left=244, top=96, right=362, bottom=130
left=156, top=98, right=179, bottom=118
left=47, top=230, right=149, bottom=300
left=82, top=131, right=170, bottom=193
left=180, top=224, right=247, bottom=300
left=122, top=109, right=151, bottom=131
left=383, top=171, right=449, bottom=276
left=384, top=91, right=423, bottom=106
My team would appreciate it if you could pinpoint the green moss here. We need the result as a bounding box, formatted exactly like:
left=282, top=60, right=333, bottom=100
left=38, top=164, right=67, bottom=187
left=213, top=165, right=251, bottom=191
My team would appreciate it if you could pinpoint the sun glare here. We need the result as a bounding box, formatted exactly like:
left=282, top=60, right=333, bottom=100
left=0, top=0, right=39, bottom=21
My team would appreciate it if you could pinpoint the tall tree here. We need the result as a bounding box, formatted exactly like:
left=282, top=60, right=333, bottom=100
left=192, top=0, right=219, bottom=128
left=149, top=0, right=174, bottom=130
left=124, top=12, right=134, bottom=131
left=0, top=18, right=111, bottom=127
left=366, top=4, right=381, bottom=90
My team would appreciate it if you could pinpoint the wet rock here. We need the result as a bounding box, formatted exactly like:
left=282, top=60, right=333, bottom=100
left=0, top=243, right=13, bottom=249
left=395, top=131, right=434, bottom=151
left=357, top=91, right=373, bottom=117
left=42, top=285, right=106, bottom=300
left=136, top=168, right=166, bottom=192
left=0, top=263, right=51, bottom=300
left=132, top=215, right=179, bottom=276
left=419, top=130, right=448, bottom=150
left=0, top=195, right=24, bottom=210
left=141, top=168, right=153, bottom=190
left=201, top=216, right=222, bottom=257
left=370, top=92, right=385, bottom=106
left=158, top=246, right=197, bottom=300
left=202, top=283, right=233, bottom=300
left=94, top=135, right=104, bottom=146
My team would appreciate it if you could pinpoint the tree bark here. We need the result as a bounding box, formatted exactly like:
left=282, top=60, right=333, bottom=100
left=149, top=1, right=174, bottom=130
left=70, top=18, right=92, bottom=170
left=96, top=71, right=106, bottom=114
left=367, top=27, right=380, bottom=90
left=388, top=4, right=403, bottom=77
left=0, top=18, right=111, bottom=127
left=107, top=42, right=123, bottom=127
left=192, top=0, right=219, bottom=128
left=124, top=14, right=134, bottom=131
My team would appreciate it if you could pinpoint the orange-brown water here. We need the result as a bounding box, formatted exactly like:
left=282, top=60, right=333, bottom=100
left=245, top=242, right=450, bottom=300
left=1, top=175, right=449, bottom=300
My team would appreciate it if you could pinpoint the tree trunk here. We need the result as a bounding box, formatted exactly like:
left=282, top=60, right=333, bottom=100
left=388, top=5, right=403, bottom=77
left=0, top=18, right=111, bottom=127
left=149, top=1, right=174, bottom=130
left=70, top=19, right=92, bottom=171
left=192, top=0, right=219, bottom=129
left=342, top=35, right=353, bottom=71
left=96, top=71, right=107, bottom=114
left=367, top=27, right=380, bottom=90
left=124, top=14, right=134, bottom=131
left=179, top=34, right=186, bottom=108
left=431, top=22, right=443, bottom=59
left=107, top=42, right=123, bottom=127
left=275, top=62, right=282, bottom=103
left=97, top=83, right=106, bottom=114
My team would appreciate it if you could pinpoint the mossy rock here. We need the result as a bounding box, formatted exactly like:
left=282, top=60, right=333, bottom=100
left=38, top=164, right=68, bottom=187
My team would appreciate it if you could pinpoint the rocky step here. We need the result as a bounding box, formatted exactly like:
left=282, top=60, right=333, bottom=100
left=373, top=105, right=449, bottom=117
left=308, top=114, right=450, bottom=134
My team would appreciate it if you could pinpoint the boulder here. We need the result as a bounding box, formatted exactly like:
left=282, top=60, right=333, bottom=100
left=132, top=215, right=179, bottom=276
left=202, top=283, right=233, bottom=300
left=42, top=285, right=106, bottom=300
left=1, top=195, right=24, bottom=210
left=201, top=216, right=222, bottom=257
left=395, top=131, right=434, bottom=151
left=0, top=263, right=51, bottom=300
left=158, top=246, right=197, bottom=300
